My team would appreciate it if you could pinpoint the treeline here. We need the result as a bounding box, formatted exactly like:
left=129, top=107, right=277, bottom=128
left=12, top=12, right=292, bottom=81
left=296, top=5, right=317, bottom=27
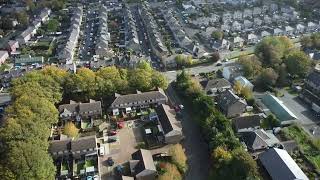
left=239, top=36, right=312, bottom=89
left=175, top=71, right=259, bottom=179
left=0, top=63, right=168, bottom=179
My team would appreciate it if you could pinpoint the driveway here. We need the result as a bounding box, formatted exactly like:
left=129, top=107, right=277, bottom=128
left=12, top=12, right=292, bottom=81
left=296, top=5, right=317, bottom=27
left=166, top=84, right=210, bottom=180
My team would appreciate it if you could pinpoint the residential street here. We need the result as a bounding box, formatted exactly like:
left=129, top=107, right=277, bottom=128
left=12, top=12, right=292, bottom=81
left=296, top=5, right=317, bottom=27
left=166, top=84, right=210, bottom=180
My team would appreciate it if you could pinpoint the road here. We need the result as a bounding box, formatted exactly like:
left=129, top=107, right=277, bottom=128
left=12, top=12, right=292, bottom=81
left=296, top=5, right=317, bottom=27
left=166, top=84, right=210, bottom=180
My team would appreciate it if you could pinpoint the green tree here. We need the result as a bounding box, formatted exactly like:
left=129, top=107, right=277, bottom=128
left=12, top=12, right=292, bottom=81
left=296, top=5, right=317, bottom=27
left=151, top=71, right=168, bottom=89
left=255, top=36, right=293, bottom=67
left=238, top=55, right=262, bottom=78
left=128, top=68, right=152, bottom=91
left=211, top=31, right=223, bottom=40
left=229, top=148, right=259, bottom=179
left=261, top=115, right=280, bottom=129
left=256, top=68, right=279, bottom=88
left=16, top=11, right=29, bottom=27
left=96, top=66, right=128, bottom=93
left=6, top=141, right=56, bottom=180
left=285, top=50, right=311, bottom=78
left=72, top=68, right=98, bottom=100
left=63, top=122, right=79, bottom=138
left=47, top=19, right=59, bottom=32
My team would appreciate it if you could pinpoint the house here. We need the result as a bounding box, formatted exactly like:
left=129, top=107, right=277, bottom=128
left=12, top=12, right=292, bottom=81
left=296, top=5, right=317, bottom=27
left=212, top=39, right=230, bottom=51
left=243, top=9, right=253, bottom=18
left=284, top=26, right=294, bottom=36
left=14, top=55, right=44, bottom=67
left=253, top=18, right=262, bottom=27
left=232, top=114, right=262, bottom=133
left=259, top=148, right=309, bottom=180
left=201, top=78, right=232, bottom=96
left=216, top=90, right=247, bottom=118
left=0, top=51, right=9, bottom=65
left=156, top=104, right=183, bottom=144
left=16, top=26, right=37, bottom=44
left=262, top=4, right=269, bottom=13
left=247, top=33, right=258, bottom=44
left=281, top=6, right=295, bottom=14
left=233, top=11, right=243, bottom=20
left=270, top=3, right=279, bottom=13
left=232, top=36, right=244, bottom=48
left=295, top=24, right=305, bottom=34
left=234, top=76, right=254, bottom=90
left=6, top=40, right=19, bottom=53
left=232, top=21, right=242, bottom=31
left=220, top=23, right=230, bottom=32
left=260, top=92, right=297, bottom=124
left=300, top=70, right=320, bottom=113
left=130, top=149, right=157, bottom=180
left=263, top=15, right=272, bottom=25
left=58, top=99, right=102, bottom=121
left=307, top=22, right=317, bottom=32
left=49, top=135, right=98, bottom=159
left=222, top=65, right=243, bottom=81
left=261, top=30, right=271, bottom=38
left=273, top=28, right=283, bottom=36
left=222, top=12, right=232, bottom=23
left=253, top=7, right=262, bottom=16
left=110, top=89, right=167, bottom=116
left=243, top=20, right=253, bottom=30
left=272, top=14, right=281, bottom=22
left=240, top=129, right=280, bottom=152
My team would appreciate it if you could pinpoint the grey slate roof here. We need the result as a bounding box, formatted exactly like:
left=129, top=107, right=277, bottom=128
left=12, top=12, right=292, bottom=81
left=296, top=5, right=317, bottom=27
left=58, top=100, right=102, bottom=116
left=71, top=135, right=97, bottom=152
left=259, top=148, right=309, bottom=180
left=217, top=90, right=247, bottom=111
left=49, top=139, right=71, bottom=154
left=131, top=149, right=156, bottom=174
left=156, top=104, right=181, bottom=134
left=306, top=71, right=320, bottom=87
left=232, top=114, right=262, bottom=132
left=240, top=129, right=280, bottom=151
left=110, top=89, right=167, bottom=108
left=202, top=78, right=231, bottom=92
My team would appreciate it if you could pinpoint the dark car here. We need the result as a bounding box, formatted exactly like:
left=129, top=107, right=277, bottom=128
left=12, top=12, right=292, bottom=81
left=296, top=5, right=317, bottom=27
left=107, top=157, right=114, bottom=166
left=216, top=63, right=222, bottom=66
left=107, top=130, right=117, bottom=136
left=107, top=137, right=117, bottom=143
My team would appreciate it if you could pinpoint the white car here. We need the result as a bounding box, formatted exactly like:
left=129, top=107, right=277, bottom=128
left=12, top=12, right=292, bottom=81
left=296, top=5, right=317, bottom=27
left=99, top=147, right=105, bottom=156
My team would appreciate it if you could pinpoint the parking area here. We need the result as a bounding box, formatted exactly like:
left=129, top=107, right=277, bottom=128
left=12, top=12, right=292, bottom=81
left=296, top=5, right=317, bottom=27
left=98, top=120, right=144, bottom=179
left=279, top=91, right=320, bottom=137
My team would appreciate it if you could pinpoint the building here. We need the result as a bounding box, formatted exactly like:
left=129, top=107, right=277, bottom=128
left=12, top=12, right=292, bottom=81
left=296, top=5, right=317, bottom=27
left=212, top=39, right=230, bottom=51
left=14, top=55, right=44, bottom=66
left=234, top=76, right=254, bottom=90
left=58, top=99, right=102, bottom=121
left=273, top=28, right=284, bottom=36
left=222, top=65, right=243, bottom=81
left=261, top=31, right=271, bottom=38
left=300, top=70, right=320, bottom=113
left=240, top=129, right=280, bottom=152
left=260, top=93, right=297, bottom=124
left=216, top=90, right=247, bottom=118
left=0, top=51, right=9, bottom=65
left=295, top=24, right=305, bottom=34
left=6, top=40, right=19, bottom=53
left=95, top=6, right=113, bottom=58
left=232, top=36, right=244, bottom=48
left=156, top=104, right=183, bottom=144
left=232, top=114, right=262, bottom=133
left=201, top=78, right=231, bottom=96
left=130, top=149, right=157, bottom=180
left=247, top=33, right=258, bottom=44
left=16, top=26, right=37, bottom=44
left=110, top=89, right=167, bottom=115
left=259, top=148, right=308, bottom=180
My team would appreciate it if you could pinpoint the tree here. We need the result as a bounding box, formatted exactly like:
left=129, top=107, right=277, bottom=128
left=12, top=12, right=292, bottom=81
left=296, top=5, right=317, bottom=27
left=256, top=68, right=279, bottom=88
left=63, top=122, right=79, bottom=138
left=255, top=36, right=293, bottom=67
left=168, top=144, right=188, bottom=173
left=96, top=66, right=128, bottom=93
left=72, top=68, right=98, bottom=100
left=210, top=52, right=220, bottom=62
left=261, top=115, right=280, bottom=129
left=211, top=146, right=232, bottom=169
left=47, top=19, right=59, bottom=32
left=5, top=141, right=56, bottom=179
left=158, top=163, right=182, bottom=180
left=16, top=11, right=29, bottom=27
left=238, top=55, right=262, bottom=78
left=285, top=50, right=311, bottom=78
left=241, top=86, right=253, bottom=100
left=175, top=55, right=193, bottom=67
left=151, top=71, right=168, bottom=89
left=128, top=68, right=152, bottom=91
left=233, top=81, right=242, bottom=95
left=229, top=148, right=259, bottom=179
left=211, top=31, right=223, bottom=40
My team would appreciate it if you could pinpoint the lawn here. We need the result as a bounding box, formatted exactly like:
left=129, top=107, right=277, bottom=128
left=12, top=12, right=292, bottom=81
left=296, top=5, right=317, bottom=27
left=76, top=162, right=85, bottom=174
left=85, top=159, right=96, bottom=168
left=281, top=125, right=320, bottom=173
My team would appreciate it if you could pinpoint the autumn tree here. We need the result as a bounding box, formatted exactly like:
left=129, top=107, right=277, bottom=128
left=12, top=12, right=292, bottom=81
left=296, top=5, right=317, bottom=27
left=233, top=81, right=242, bottom=95
left=238, top=55, right=262, bottom=78
left=63, top=122, right=79, bottom=138
left=158, top=163, right=182, bottom=180
left=256, top=68, right=279, bottom=88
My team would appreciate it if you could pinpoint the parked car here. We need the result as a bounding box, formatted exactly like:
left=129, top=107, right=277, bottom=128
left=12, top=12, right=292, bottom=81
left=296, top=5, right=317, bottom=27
left=107, top=130, right=117, bottom=136
left=107, top=136, right=117, bottom=143
left=99, top=147, right=105, bottom=156
left=107, top=157, right=114, bottom=166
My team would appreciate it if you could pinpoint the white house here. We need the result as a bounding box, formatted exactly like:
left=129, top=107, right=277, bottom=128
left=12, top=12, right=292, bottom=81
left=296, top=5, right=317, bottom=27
left=0, top=51, right=9, bottom=64
left=234, top=76, right=254, bottom=90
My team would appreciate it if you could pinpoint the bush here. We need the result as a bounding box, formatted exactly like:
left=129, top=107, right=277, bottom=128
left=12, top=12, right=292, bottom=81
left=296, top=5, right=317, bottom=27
left=158, top=163, right=182, bottom=180
left=63, top=122, right=79, bottom=138
left=168, top=144, right=188, bottom=174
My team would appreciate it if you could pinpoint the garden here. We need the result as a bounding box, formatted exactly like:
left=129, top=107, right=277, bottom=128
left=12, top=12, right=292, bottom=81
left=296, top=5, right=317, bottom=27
left=280, top=124, right=320, bottom=178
